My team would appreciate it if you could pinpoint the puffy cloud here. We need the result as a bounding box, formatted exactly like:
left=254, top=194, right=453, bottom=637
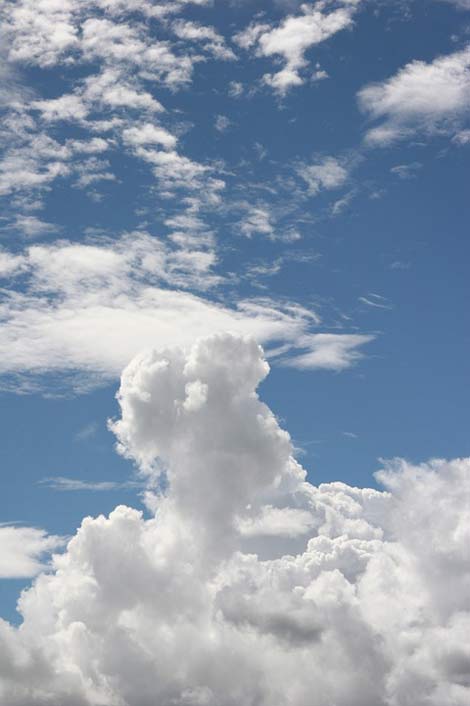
left=0, top=334, right=469, bottom=705
left=235, top=2, right=359, bottom=94
left=297, top=155, right=349, bottom=195
left=0, top=525, right=63, bottom=578
left=122, top=123, right=177, bottom=150
left=358, top=46, right=470, bottom=144
left=2, top=0, right=80, bottom=68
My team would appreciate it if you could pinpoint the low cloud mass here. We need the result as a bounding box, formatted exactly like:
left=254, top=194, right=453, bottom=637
left=0, top=334, right=469, bottom=705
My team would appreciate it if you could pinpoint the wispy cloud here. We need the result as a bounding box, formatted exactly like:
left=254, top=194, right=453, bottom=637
left=39, top=477, right=144, bottom=492
left=0, top=232, right=373, bottom=390
left=359, top=293, right=393, bottom=310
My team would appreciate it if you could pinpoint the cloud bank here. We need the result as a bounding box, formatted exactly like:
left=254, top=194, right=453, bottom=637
left=1, top=334, right=469, bottom=705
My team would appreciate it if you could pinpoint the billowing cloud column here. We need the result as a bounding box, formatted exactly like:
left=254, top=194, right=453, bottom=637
left=110, top=334, right=308, bottom=559
left=0, top=334, right=469, bottom=706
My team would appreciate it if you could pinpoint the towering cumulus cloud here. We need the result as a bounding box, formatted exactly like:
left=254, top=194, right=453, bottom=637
left=1, top=335, right=469, bottom=705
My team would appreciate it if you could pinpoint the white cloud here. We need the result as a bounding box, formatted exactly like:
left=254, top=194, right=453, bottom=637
left=0, top=335, right=468, bottom=704
left=390, top=161, right=422, bottom=179
left=0, top=525, right=63, bottom=578
left=228, top=80, right=244, bottom=97
left=0, top=233, right=371, bottom=388
left=39, top=477, right=143, bottom=491
left=235, top=3, right=359, bottom=94
left=122, top=123, right=177, bottom=149
left=438, top=0, right=470, bottom=8
left=358, top=293, right=393, bottom=310
left=0, top=251, right=26, bottom=277
left=239, top=205, right=274, bottom=238
left=453, top=128, right=470, bottom=144
left=358, top=46, right=470, bottom=144
left=297, top=156, right=349, bottom=195
left=9, top=215, right=60, bottom=238
left=32, top=93, right=89, bottom=122
left=0, top=234, right=372, bottom=389
left=0, top=0, right=221, bottom=212
left=171, top=19, right=237, bottom=61
left=2, top=0, right=80, bottom=68
left=282, top=332, right=373, bottom=370
left=214, top=114, right=231, bottom=132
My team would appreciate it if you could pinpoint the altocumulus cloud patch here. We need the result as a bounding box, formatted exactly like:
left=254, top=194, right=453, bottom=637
left=0, top=334, right=469, bottom=706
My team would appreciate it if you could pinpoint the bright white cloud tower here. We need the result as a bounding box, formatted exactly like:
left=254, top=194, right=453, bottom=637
left=0, top=334, right=469, bottom=705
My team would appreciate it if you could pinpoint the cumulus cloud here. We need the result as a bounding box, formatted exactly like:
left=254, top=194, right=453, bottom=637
left=358, top=46, right=470, bottom=144
left=235, top=2, right=359, bottom=93
left=0, top=525, right=63, bottom=578
left=0, top=334, right=469, bottom=705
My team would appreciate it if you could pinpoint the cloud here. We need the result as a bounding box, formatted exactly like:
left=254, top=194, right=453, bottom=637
left=282, top=332, right=373, bottom=369
left=358, top=293, right=393, bottom=310
left=171, top=20, right=237, bottom=61
left=214, top=114, right=231, bottom=132
left=297, top=156, right=349, bottom=195
left=0, top=0, right=220, bottom=214
left=0, top=334, right=469, bottom=704
left=390, top=162, right=422, bottom=179
left=74, top=422, right=99, bottom=441
left=39, top=477, right=144, bottom=492
left=239, top=205, right=275, bottom=238
left=228, top=80, right=244, bottom=97
left=0, top=525, right=63, bottom=578
left=0, top=234, right=372, bottom=390
left=7, top=215, right=61, bottom=238
left=438, top=0, right=470, bottom=8
left=358, top=46, right=470, bottom=144
left=235, top=2, right=359, bottom=94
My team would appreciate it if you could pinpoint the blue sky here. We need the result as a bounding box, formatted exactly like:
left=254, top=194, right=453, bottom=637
left=0, top=0, right=469, bottom=686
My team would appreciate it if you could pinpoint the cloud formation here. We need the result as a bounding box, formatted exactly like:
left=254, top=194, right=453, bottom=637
left=0, top=233, right=372, bottom=390
left=0, top=525, right=63, bottom=578
left=0, top=334, right=469, bottom=705
left=297, top=155, right=349, bottom=195
left=235, top=1, right=359, bottom=94
left=358, top=46, right=470, bottom=144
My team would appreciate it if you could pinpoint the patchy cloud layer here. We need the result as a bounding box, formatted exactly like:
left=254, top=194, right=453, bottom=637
left=1, top=334, right=469, bottom=705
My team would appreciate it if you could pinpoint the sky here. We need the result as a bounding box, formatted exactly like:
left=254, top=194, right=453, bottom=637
left=0, top=0, right=469, bottom=704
